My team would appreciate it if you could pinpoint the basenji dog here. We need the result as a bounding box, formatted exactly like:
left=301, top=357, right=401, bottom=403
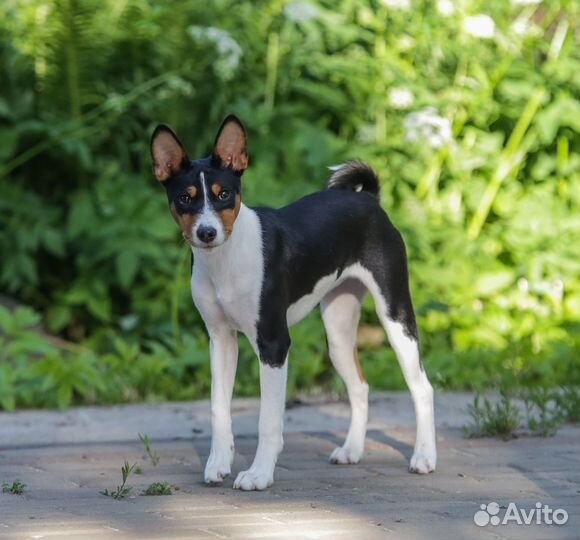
left=150, top=115, right=436, bottom=490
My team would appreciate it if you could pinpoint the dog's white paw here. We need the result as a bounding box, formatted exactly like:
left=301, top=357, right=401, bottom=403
left=329, top=445, right=362, bottom=465
left=233, top=468, right=273, bottom=491
left=204, top=450, right=233, bottom=484
left=409, top=444, right=436, bottom=474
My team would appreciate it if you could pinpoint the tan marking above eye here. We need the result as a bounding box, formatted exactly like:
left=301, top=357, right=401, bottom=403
left=211, top=184, right=222, bottom=197
left=216, top=194, right=241, bottom=237
left=186, top=186, right=197, bottom=198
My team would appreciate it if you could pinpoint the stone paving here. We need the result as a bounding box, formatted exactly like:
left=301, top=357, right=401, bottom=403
left=0, top=393, right=578, bottom=540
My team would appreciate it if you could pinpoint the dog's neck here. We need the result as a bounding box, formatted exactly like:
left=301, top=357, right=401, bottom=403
left=191, top=202, right=262, bottom=278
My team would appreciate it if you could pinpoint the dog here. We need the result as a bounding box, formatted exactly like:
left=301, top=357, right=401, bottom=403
left=150, top=115, right=436, bottom=490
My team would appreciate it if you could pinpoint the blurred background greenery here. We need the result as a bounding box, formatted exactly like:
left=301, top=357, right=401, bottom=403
left=0, top=0, right=579, bottom=411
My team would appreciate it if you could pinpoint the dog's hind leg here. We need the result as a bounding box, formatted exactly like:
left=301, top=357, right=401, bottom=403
left=381, top=315, right=436, bottom=473
left=360, top=241, right=437, bottom=473
left=321, top=278, right=368, bottom=465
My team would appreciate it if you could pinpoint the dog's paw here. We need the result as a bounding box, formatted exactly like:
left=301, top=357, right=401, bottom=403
left=204, top=451, right=233, bottom=484
left=409, top=444, right=436, bottom=474
left=329, top=445, right=362, bottom=465
left=233, top=468, right=273, bottom=491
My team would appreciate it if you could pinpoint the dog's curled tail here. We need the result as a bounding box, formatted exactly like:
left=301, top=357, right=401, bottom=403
left=326, top=161, right=380, bottom=198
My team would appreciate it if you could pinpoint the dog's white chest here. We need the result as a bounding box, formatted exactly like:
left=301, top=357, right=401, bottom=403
left=190, top=205, right=264, bottom=341
left=212, top=281, right=257, bottom=331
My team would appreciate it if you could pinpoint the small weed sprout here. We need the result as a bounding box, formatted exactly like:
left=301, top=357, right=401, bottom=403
left=139, top=433, right=160, bottom=466
left=142, top=482, right=172, bottom=496
left=2, top=480, right=26, bottom=495
left=100, top=461, right=136, bottom=500
left=463, top=393, right=521, bottom=440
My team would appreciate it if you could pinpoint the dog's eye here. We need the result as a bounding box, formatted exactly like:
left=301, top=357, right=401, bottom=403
left=218, top=190, right=231, bottom=201
left=178, top=193, right=192, bottom=205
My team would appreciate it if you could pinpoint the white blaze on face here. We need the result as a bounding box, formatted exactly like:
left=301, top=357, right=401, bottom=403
left=192, top=171, right=226, bottom=248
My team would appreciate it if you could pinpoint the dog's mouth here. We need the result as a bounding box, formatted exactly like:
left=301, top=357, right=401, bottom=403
left=184, top=236, right=223, bottom=250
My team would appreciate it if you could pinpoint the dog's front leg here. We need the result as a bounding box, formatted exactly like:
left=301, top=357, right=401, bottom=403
left=205, top=327, right=238, bottom=484
left=233, top=359, right=288, bottom=490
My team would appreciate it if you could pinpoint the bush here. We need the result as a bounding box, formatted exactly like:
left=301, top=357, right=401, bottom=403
left=1, top=0, right=579, bottom=409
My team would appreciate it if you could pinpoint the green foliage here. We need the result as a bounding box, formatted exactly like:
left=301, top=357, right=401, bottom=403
left=142, top=482, right=172, bottom=496
left=2, top=480, right=26, bottom=495
left=99, top=461, right=136, bottom=500
left=0, top=306, right=216, bottom=410
left=1, top=0, right=580, bottom=409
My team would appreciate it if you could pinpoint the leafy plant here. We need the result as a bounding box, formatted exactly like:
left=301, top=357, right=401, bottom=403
left=2, top=480, right=26, bottom=495
left=99, top=461, right=136, bottom=500
left=142, top=482, right=172, bottom=496
left=138, top=433, right=160, bottom=466
left=463, top=393, right=522, bottom=440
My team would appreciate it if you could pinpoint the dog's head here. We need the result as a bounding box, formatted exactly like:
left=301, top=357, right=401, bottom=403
left=151, top=115, right=248, bottom=249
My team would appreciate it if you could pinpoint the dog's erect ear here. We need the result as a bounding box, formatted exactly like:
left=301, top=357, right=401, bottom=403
left=151, top=125, right=189, bottom=182
left=213, top=115, right=248, bottom=172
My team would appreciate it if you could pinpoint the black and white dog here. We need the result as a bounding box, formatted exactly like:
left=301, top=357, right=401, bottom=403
left=150, top=115, right=436, bottom=490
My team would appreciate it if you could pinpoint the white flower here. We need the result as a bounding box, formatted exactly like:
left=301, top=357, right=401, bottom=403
left=388, top=87, right=414, bottom=110
left=511, top=15, right=542, bottom=37
left=380, top=0, right=411, bottom=10
left=283, top=1, right=319, bottom=23
left=403, top=107, right=453, bottom=149
left=189, top=26, right=242, bottom=80
left=511, top=0, right=541, bottom=5
left=398, top=35, right=415, bottom=50
left=463, top=14, right=496, bottom=39
left=437, top=0, right=455, bottom=17
left=356, top=123, right=377, bottom=144
left=512, top=18, right=527, bottom=36
left=457, top=75, right=480, bottom=89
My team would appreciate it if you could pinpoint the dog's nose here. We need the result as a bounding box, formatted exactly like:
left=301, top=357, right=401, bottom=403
left=196, top=226, right=217, bottom=244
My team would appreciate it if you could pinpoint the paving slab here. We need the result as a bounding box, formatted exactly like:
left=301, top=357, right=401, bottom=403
left=0, top=393, right=578, bottom=540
